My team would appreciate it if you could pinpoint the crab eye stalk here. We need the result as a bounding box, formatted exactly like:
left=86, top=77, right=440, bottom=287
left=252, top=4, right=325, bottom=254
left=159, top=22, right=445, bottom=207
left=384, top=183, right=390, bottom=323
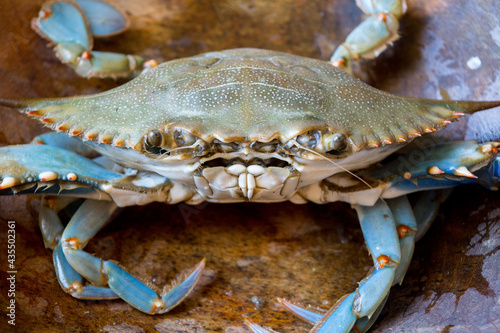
left=147, top=129, right=163, bottom=147
left=144, top=128, right=207, bottom=157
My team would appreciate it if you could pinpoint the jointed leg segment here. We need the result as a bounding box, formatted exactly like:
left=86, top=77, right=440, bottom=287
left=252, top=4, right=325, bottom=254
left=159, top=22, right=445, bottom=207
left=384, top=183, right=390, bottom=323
left=41, top=197, right=205, bottom=313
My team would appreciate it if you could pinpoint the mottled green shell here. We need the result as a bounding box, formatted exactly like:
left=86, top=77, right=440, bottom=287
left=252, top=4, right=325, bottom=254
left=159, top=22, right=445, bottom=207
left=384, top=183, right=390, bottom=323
left=3, top=48, right=498, bottom=151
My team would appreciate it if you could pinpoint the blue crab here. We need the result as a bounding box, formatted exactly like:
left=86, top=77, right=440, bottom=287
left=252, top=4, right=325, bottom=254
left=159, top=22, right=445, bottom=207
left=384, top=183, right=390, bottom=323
left=1, top=0, right=499, bottom=332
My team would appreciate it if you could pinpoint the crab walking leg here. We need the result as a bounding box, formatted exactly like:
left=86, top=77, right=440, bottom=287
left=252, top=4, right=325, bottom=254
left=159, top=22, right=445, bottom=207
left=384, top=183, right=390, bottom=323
left=351, top=195, right=416, bottom=332
left=255, top=197, right=415, bottom=332
left=60, top=199, right=205, bottom=314
left=46, top=199, right=119, bottom=299
left=38, top=195, right=118, bottom=299
left=39, top=195, right=119, bottom=299
left=331, top=0, right=407, bottom=73
left=303, top=199, right=400, bottom=332
left=386, top=196, right=417, bottom=285
left=39, top=196, right=72, bottom=249
left=247, top=199, right=402, bottom=333
left=53, top=244, right=120, bottom=299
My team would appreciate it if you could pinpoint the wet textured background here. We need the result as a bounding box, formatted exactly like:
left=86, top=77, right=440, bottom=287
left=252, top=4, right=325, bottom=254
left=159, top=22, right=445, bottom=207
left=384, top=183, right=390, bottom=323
left=0, top=0, right=499, bottom=332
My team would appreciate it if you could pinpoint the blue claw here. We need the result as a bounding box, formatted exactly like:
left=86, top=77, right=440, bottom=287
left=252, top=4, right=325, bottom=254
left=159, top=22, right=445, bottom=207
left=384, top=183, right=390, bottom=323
left=104, top=259, right=205, bottom=313
left=373, top=141, right=499, bottom=196
left=353, top=294, right=389, bottom=333
left=0, top=144, right=122, bottom=197
left=32, top=1, right=91, bottom=50
left=311, top=293, right=357, bottom=332
left=160, top=259, right=206, bottom=310
left=63, top=248, right=205, bottom=313
left=75, top=0, right=129, bottom=37
left=32, top=132, right=97, bottom=154
left=31, top=0, right=144, bottom=78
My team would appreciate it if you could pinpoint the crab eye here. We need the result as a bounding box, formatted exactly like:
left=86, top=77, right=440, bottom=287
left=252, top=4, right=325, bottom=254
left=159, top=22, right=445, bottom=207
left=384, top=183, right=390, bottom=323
left=144, top=129, right=207, bottom=157
left=174, top=129, right=197, bottom=146
left=147, top=129, right=163, bottom=147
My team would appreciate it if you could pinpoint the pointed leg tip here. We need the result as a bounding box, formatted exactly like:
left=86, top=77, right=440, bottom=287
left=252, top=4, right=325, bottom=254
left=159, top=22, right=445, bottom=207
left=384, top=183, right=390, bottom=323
left=153, top=260, right=208, bottom=314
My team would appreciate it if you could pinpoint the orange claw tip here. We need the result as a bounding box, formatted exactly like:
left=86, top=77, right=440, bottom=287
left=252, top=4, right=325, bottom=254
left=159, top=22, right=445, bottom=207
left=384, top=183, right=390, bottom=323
left=453, top=166, right=478, bottom=179
left=452, top=111, right=465, bottom=117
left=403, top=172, right=412, bottom=179
left=396, top=137, right=407, bottom=143
left=41, top=9, right=52, bottom=18
left=27, top=110, right=40, bottom=115
left=377, top=12, right=387, bottom=21
left=428, top=166, right=444, bottom=175
left=81, top=51, right=91, bottom=60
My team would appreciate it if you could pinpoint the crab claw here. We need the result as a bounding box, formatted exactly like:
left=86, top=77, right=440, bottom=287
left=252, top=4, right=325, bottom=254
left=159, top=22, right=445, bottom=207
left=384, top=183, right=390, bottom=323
left=74, top=0, right=130, bottom=37
left=32, top=0, right=144, bottom=78
left=32, top=1, right=92, bottom=50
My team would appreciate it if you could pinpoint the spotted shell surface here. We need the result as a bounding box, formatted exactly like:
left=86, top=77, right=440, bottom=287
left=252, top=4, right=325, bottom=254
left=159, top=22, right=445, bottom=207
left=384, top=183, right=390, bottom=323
left=3, top=48, right=496, bottom=151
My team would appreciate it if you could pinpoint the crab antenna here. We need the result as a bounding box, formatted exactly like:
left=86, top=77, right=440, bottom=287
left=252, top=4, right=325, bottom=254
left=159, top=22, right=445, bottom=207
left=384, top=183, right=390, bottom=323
left=290, top=140, right=374, bottom=190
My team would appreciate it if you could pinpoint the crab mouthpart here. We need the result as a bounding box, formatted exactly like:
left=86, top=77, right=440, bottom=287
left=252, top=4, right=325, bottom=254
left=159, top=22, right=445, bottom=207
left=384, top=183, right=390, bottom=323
left=194, top=157, right=299, bottom=201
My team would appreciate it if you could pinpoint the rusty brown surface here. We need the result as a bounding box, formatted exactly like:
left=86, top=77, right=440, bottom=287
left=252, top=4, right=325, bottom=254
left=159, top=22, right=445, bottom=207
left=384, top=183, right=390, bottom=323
left=0, top=0, right=499, bottom=332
